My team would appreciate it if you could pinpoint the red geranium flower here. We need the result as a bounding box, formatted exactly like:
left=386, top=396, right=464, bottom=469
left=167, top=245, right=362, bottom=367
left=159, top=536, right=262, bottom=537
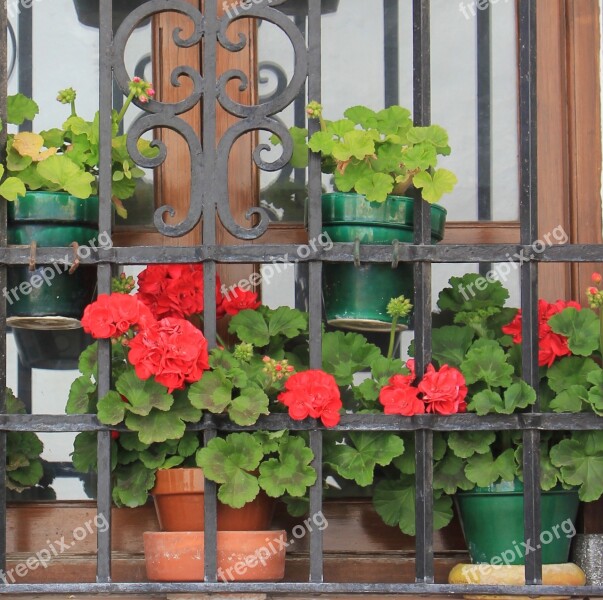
left=379, top=381, right=425, bottom=416
left=278, top=370, right=342, bottom=427
left=502, top=299, right=581, bottom=367
left=127, top=317, right=210, bottom=393
left=137, top=264, right=223, bottom=320
left=418, top=364, right=467, bottom=415
left=220, top=287, right=261, bottom=316
left=81, top=293, right=154, bottom=339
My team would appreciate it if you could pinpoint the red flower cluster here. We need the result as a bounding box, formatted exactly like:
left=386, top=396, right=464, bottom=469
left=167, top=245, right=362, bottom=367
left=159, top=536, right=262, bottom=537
left=136, top=265, right=261, bottom=320
left=137, top=264, right=221, bottom=320
left=81, top=293, right=154, bottom=339
left=221, top=287, right=262, bottom=316
left=502, top=299, right=581, bottom=367
left=127, top=317, right=209, bottom=393
left=379, top=361, right=467, bottom=416
left=278, top=370, right=342, bottom=427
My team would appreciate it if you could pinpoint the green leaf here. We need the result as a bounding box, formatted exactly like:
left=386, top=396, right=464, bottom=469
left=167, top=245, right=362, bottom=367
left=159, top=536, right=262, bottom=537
left=97, top=391, right=127, bottom=425
left=329, top=119, right=356, bottom=138
left=332, top=130, right=376, bottom=162
left=438, top=274, right=509, bottom=314
left=125, top=409, right=186, bottom=444
left=550, top=433, right=603, bottom=501
left=343, top=106, right=379, bottom=128
left=373, top=478, right=453, bottom=535
left=196, top=433, right=263, bottom=508
left=547, top=357, right=600, bottom=393
left=376, top=106, right=412, bottom=134
left=401, top=143, right=437, bottom=171
left=307, top=131, right=336, bottom=155
left=322, top=331, right=381, bottom=386
left=503, top=381, right=537, bottom=413
left=78, top=342, right=98, bottom=378
left=112, top=461, right=156, bottom=508
left=178, top=432, right=201, bottom=458
left=71, top=432, right=98, bottom=473
left=0, top=176, right=26, bottom=201
left=228, top=388, right=270, bottom=426
left=433, top=451, right=474, bottom=494
left=271, top=126, right=309, bottom=169
left=41, top=128, right=66, bottom=148
left=259, top=436, right=316, bottom=497
left=586, top=369, right=603, bottom=415
left=333, top=160, right=373, bottom=193
left=116, top=370, right=173, bottom=416
left=432, top=326, right=474, bottom=368
left=461, top=339, right=514, bottom=388
left=549, top=308, right=600, bottom=356
left=464, top=449, right=516, bottom=487
left=326, top=432, right=404, bottom=487
left=407, top=125, right=449, bottom=148
left=550, top=385, right=588, bottom=413
left=228, top=310, right=270, bottom=347
left=448, top=431, right=495, bottom=458
left=188, top=370, right=233, bottom=413
left=36, top=155, right=95, bottom=199
left=268, top=306, right=308, bottom=339
left=7, top=94, right=39, bottom=125
left=412, top=168, right=457, bottom=203
left=66, top=375, right=96, bottom=414
left=355, top=172, right=394, bottom=203
left=9, top=460, right=43, bottom=487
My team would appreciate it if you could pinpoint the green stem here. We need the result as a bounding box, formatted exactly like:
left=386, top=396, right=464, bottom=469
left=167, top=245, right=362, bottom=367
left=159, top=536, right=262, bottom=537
left=216, top=332, right=227, bottom=349
left=116, top=90, right=136, bottom=125
left=70, top=100, right=77, bottom=118
left=599, top=308, right=603, bottom=360
left=387, top=316, right=399, bottom=360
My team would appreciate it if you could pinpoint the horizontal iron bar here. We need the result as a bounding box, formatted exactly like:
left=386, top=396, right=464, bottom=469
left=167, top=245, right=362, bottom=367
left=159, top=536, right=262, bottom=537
left=2, top=243, right=603, bottom=266
left=1, top=413, right=602, bottom=432
left=0, top=582, right=601, bottom=595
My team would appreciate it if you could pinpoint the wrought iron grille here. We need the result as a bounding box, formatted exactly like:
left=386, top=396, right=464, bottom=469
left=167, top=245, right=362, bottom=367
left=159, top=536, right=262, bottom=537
left=0, top=0, right=602, bottom=596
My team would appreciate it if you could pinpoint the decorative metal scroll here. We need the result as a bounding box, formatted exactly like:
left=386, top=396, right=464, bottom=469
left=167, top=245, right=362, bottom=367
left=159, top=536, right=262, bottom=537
left=112, top=0, right=308, bottom=239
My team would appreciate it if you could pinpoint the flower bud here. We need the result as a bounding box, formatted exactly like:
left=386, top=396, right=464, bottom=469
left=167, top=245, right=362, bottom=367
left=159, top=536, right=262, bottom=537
left=57, top=87, right=76, bottom=104
left=592, top=272, right=602, bottom=284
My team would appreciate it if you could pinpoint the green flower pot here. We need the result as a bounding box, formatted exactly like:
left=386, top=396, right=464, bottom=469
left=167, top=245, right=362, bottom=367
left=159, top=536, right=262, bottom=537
left=321, top=193, right=447, bottom=332
left=7, top=191, right=99, bottom=327
left=455, top=480, right=580, bottom=565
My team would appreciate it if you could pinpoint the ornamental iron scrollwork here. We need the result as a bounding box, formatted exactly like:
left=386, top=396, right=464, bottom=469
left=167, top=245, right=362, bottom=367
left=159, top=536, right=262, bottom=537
left=112, top=0, right=308, bottom=240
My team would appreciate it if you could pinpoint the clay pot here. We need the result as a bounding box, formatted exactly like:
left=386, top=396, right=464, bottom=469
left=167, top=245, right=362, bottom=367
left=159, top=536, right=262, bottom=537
left=151, top=468, right=275, bottom=532
left=143, top=530, right=287, bottom=582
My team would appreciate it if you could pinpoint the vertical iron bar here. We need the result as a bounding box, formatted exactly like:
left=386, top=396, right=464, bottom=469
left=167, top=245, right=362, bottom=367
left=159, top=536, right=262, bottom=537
left=477, top=0, right=492, bottom=278
left=412, top=0, right=433, bottom=585
left=202, top=0, right=218, bottom=584
left=383, top=0, right=399, bottom=107
left=96, top=0, right=114, bottom=584
left=0, top=0, right=8, bottom=580
left=203, top=426, right=218, bottom=583
left=518, top=0, right=541, bottom=586
left=307, top=0, right=323, bottom=584
left=16, top=358, right=32, bottom=414
left=16, top=0, right=32, bottom=132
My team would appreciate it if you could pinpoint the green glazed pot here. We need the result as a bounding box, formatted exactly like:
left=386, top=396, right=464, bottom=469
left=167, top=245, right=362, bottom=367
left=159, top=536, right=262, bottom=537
left=455, top=480, right=580, bottom=565
left=7, top=191, right=99, bottom=325
left=321, top=193, right=447, bottom=332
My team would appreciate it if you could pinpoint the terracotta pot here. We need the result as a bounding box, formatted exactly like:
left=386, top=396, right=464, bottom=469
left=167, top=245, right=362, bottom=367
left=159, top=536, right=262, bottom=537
left=151, top=468, right=275, bottom=532
left=143, top=530, right=287, bottom=582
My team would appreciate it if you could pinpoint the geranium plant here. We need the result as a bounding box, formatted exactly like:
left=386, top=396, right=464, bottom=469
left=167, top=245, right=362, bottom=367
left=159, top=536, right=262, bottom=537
left=5, top=388, right=53, bottom=497
left=66, top=264, right=345, bottom=510
left=1, top=77, right=157, bottom=216
left=276, top=101, right=458, bottom=203
left=343, top=272, right=603, bottom=537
